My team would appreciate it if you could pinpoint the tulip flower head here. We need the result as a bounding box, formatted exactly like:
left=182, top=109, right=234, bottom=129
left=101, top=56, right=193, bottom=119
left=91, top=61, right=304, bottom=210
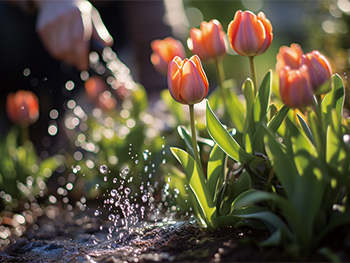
left=300, top=51, right=332, bottom=95
left=6, top=90, right=39, bottom=127
left=275, top=43, right=304, bottom=75
left=151, top=37, right=186, bottom=75
left=168, top=55, right=209, bottom=105
left=227, top=10, right=273, bottom=57
left=279, top=65, right=314, bottom=109
left=188, top=19, right=227, bottom=62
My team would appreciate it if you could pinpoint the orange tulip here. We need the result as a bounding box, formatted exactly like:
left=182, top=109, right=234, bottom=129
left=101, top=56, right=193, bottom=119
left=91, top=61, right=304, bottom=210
left=279, top=65, right=313, bottom=109
left=168, top=55, right=209, bottom=105
left=300, top=51, right=332, bottom=95
left=188, top=19, right=227, bottom=62
left=6, top=90, right=39, bottom=127
left=275, top=43, right=304, bottom=75
left=227, top=10, right=273, bottom=57
left=84, top=75, right=116, bottom=111
left=151, top=37, right=186, bottom=75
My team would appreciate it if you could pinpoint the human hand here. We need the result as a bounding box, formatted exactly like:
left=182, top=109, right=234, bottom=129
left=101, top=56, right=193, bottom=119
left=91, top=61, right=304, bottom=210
left=35, top=0, right=113, bottom=71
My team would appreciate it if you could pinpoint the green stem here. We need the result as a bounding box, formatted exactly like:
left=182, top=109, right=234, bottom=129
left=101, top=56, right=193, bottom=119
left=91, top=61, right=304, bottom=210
left=249, top=56, right=258, bottom=96
left=189, top=104, right=202, bottom=174
left=215, top=59, right=228, bottom=118
left=21, top=126, right=29, bottom=145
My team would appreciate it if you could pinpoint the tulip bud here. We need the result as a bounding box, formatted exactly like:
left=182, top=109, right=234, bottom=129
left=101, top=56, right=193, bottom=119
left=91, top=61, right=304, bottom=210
left=188, top=19, right=227, bottom=62
left=168, top=55, right=209, bottom=105
left=279, top=65, right=313, bottom=109
left=227, top=10, right=273, bottom=57
left=275, top=43, right=304, bottom=75
left=6, top=90, right=39, bottom=127
left=151, top=37, right=186, bottom=75
left=300, top=51, right=332, bottom=95
left=84, top=75, right=116, bottom=111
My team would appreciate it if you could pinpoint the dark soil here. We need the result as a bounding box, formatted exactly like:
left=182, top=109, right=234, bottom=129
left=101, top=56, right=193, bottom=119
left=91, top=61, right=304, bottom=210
left=0, top=207, right=349, bottom=263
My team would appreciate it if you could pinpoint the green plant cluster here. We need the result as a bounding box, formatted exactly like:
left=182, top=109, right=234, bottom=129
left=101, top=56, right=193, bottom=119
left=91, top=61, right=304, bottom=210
left=166, top=65, right=350, bottom=258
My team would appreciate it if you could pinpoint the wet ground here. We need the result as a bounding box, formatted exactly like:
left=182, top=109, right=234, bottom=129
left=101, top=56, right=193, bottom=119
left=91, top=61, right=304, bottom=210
left=0, top=206, right=349, bottom=263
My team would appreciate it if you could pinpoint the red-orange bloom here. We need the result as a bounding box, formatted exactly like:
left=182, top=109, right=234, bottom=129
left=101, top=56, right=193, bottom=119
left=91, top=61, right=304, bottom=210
left=188, top=19, right=227, bottom=62
left=300, top=51, right=332, bottom=95
left=168, top=55, right=209, bottom=105
left=151, top=37, right=186, bottom=75
left=275, top=43, right=304, bottom=75
left=84, top=75, right=116, bottom=111
left=279, top=65, right=313, bottom=109
left=6, top=90, right=39, bottom=127
left=227, top=10, right=273, bottom=57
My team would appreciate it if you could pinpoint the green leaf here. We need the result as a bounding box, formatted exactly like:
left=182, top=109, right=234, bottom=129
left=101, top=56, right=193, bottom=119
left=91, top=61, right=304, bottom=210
left=253, top=70, right=271, bottom=129
left=309, top=110, right=324, bottom=155
left=226, top=86, right=245, bottom=133
left=206, top=100, right=255, bottom=164
left=207, top=144, right=225, bottom=201
left=321, top=74, right=345, bottom=128
left=170, top=147, right=215, bottom=228
left=177, top=125, right=195, bottom=159
left=242, top=78, right=256, bottom=144
left=326, top=111, right=349, bottom=175
left=231, top=189, right=308, bottom=247
left=263, top=124, right=296, bottom=201
left=267, top=104, right=290, bottom=133
left=296, top=113, right=315, bottom=145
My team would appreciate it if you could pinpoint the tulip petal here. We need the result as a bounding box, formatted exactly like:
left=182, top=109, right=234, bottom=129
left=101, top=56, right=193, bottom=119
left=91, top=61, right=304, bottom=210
left=227, top=10, right=242, bottom=49
left=181, top=60, right=208, bottom=104
left=190, top=55, right=209, bottom=92
left=168, top=58, right=184, bottom=103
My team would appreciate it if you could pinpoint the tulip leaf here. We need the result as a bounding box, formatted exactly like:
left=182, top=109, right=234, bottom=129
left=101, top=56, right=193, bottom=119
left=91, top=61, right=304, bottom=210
left=177, top=125, right=195, bottom=160
left=207, top=144, right=225, bottom=201
left=253, top=70, right=271, bottom=129
left=206, top=100, right=255, bottom=164
left=242, top=78, right=256, bottom=143
left=321, top=74, right=345, bottom=128
left=231, top=189, right=308, bottom=248
left=326, top=110, right=349, bottom=175
left=226, top=85, right=245, bottom=133
left=296, top=113, right=315, bottom=145
left=309, top=110, right=324, bottom=156
left=170, top=147, right=215, bottom=228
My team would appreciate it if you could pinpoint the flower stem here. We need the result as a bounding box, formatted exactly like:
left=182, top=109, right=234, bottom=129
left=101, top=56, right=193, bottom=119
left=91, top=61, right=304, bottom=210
left=21, top=126, right=29, bottom=145
left=249, top=56, right=258, bottom=96
left=189, top=104, right=202, bottom=172
left=215, top=59, right=229, bottom=118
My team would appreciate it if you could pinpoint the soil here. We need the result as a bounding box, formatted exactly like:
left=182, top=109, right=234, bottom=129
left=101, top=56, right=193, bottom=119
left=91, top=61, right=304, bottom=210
left=0, top=207, right=349, bottom=263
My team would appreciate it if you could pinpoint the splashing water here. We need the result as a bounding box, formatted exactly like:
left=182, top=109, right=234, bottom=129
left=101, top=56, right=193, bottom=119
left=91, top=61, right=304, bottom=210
left=100, top=165, right=108, bottom=174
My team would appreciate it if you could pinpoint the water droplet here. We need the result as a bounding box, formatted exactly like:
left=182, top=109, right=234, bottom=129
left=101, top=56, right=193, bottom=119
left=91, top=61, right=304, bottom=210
left=120, top=166, right=129, bottom=179
left=144, top=166, right=148, bottom=173
left=135, top=160, right=139, bottom=164
left=100, top=165, right=108, bottom=174
left=143, top=150, right=149, bottom=160
left=110, top=189, right=117, bottom=197
left=124, top=188, right=131, bottom=195
left=95, top=184, right=99, bottom=190
left=108, top=214, right=115, bottom=221
left=94, top=210, right=99, bottom=216
left=142, top=195, right=148, bottom=202
left=104, top=176, right=108, bottom=182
